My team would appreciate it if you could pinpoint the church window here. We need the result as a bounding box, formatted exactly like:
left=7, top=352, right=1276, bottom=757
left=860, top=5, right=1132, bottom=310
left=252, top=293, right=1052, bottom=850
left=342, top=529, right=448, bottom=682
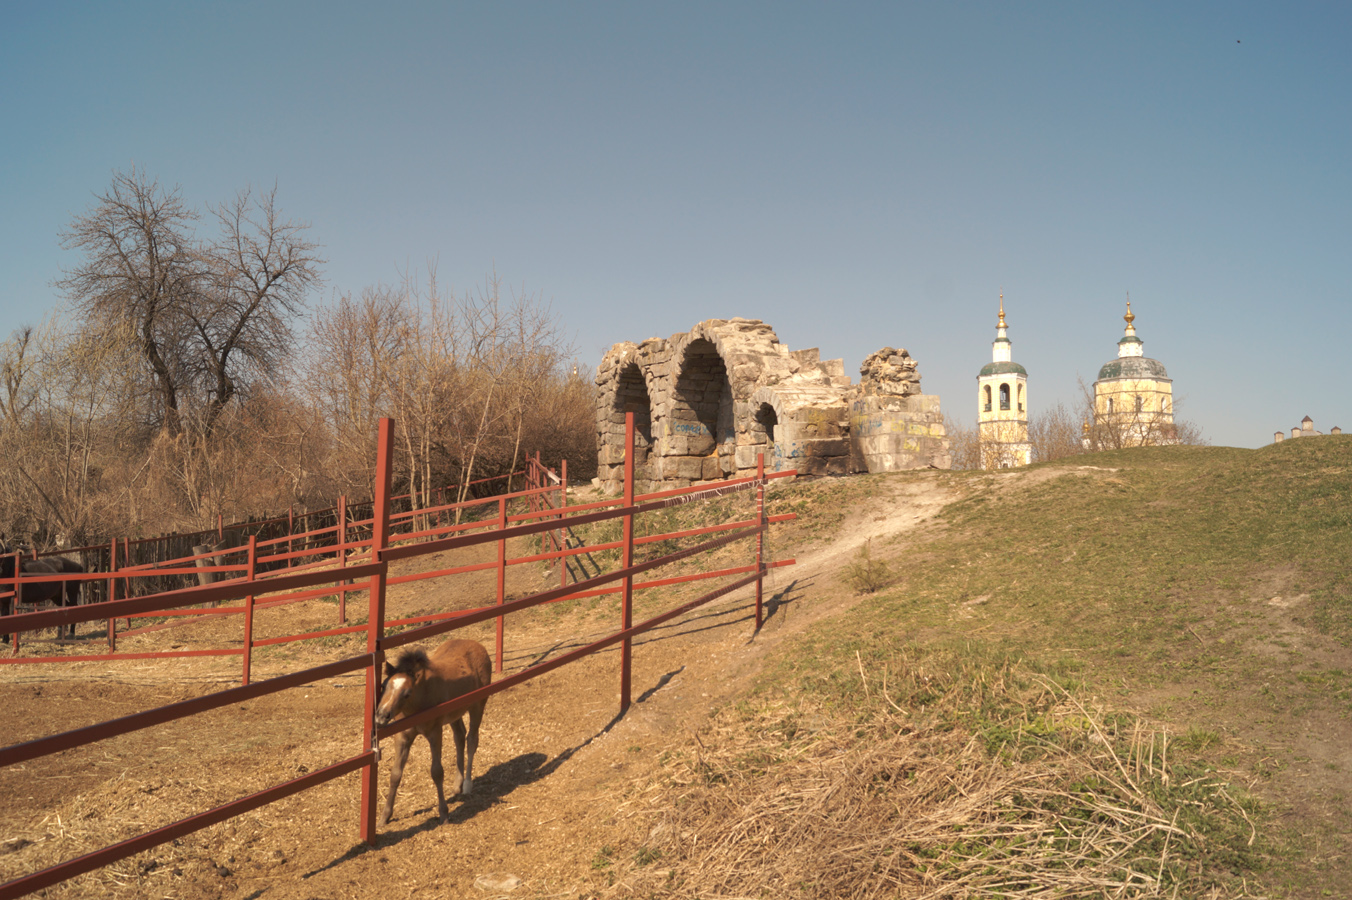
left=1135, top=395, right=1144, bottom=413
left=999, top=384, right=1010, bottom=411
left=1107, top=398, right=1115, bottom=414
left=1017, top=384, right=1025, bottom=413
left=983, top=385, right=991, bottom=412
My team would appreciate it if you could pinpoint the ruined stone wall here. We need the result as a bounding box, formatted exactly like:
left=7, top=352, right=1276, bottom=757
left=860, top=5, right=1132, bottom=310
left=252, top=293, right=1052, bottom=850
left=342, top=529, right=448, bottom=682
left=849, top=348, right=952, bottom=472
left=595, top=322, right=950, bottom=492
left=849, top=394, right=951, bottom=472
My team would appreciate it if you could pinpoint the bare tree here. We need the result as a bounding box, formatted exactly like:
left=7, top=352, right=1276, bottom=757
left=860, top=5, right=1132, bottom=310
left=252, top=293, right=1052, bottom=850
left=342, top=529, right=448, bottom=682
left=194, top=186, right=323, bottom=437
left=0, top=326, right=37, bottom=428
left=301, top=269, right=583, bottom=510
left=0, top=316, right=143, bottom=546
left=1029, top=401, right=1085, bottom=463
left=60, top=171, right=322, bottom=440
left=303, top=285, right=414, bottom=496
left=976, top=421, right=1030, bottom=470
left=942, top=414, right=981, bottom=470
left=58, top=169, right=201, bottom=435
left=441, top=274, right=575, bottom=506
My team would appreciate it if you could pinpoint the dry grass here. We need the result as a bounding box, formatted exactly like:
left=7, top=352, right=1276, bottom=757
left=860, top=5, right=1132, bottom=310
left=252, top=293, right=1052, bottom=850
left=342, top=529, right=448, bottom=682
left=0, top=696, right=360, bottom=898
left=595, top=659, right=1263, bottom=900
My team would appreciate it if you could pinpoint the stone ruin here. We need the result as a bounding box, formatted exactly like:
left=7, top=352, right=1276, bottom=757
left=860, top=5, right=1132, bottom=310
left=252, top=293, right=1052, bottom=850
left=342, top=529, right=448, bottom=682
left=594, top=318, right=951, bottom=492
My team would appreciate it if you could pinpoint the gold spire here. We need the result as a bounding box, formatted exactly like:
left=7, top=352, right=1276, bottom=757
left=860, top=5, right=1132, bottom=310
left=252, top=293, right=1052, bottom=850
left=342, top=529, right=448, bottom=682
left=998, top=290, right=1006, bottom=328
left=1124, top=294, right=1135, bottom=328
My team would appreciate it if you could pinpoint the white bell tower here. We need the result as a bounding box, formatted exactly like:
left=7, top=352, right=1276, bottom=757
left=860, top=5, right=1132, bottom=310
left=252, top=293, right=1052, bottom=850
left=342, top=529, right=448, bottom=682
left=977, top=293, right=1031, bottom=468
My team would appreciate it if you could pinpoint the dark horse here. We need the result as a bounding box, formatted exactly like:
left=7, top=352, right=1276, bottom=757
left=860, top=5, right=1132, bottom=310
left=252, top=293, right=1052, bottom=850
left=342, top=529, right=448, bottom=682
left=374, top=638, right=491, bottom=825
left=0, top=541, right=85, bottom=641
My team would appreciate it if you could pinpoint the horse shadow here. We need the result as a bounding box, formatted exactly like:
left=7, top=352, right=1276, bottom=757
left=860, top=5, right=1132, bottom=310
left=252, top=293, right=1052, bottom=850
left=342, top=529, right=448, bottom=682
left=298, top=750, right=550, bottom=880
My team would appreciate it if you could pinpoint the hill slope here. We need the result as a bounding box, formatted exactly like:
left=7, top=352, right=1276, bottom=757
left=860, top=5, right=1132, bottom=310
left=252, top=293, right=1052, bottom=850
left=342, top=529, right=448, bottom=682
left=600, top=438, right=1352, bottom=898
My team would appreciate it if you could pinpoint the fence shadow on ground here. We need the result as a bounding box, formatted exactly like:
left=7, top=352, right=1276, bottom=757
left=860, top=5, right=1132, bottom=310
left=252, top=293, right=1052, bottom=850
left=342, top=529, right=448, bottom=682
left=497, top=575, right=813, bottom=681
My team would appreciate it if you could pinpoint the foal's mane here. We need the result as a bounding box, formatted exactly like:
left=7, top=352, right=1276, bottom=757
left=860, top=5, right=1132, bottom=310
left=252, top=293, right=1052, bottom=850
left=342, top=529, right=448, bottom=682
left=389, top=648, right=431, bottom=675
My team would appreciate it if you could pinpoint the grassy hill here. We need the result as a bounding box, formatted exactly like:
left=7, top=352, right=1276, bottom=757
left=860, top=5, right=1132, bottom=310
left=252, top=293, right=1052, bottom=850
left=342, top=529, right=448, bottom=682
left=595, top=437, right=1352, bottom=898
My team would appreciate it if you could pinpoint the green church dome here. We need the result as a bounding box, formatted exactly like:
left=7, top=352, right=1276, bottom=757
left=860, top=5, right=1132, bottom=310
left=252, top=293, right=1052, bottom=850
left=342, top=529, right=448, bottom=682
left=979, top=360, right=1027, bottom=377
left=1097, top=356, right=1170, bottom=381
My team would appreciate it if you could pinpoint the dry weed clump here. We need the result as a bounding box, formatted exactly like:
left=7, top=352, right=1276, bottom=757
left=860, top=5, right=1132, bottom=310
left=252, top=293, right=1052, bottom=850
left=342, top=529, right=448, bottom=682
left=599, top=668, right=1263, bottom=899
left=844, top=539, right=892, bottom=594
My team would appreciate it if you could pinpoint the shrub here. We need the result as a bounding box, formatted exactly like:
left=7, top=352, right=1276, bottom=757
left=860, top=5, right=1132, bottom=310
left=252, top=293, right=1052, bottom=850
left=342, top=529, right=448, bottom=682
left=845, top=539, right=891, bottom=594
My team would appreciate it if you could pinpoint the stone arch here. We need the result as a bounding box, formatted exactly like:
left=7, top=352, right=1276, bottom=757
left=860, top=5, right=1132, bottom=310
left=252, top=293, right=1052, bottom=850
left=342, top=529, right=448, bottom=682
left=597, top=317, right=872, bottom=487
left=594, top=341, right=663, bottom=492
left=999, top=383, right=1011, bottom=411
left=670, top=337, right=735, bottom=478
left=615, top=361, right=653, bottom=463
left=750, top=386, right=788, bottom=471
left=672, top=320, right=785, bottom=396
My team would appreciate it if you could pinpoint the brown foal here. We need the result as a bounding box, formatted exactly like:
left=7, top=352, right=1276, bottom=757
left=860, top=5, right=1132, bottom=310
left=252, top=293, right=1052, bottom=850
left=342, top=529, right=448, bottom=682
left=374, top=638, right=491, bottom=825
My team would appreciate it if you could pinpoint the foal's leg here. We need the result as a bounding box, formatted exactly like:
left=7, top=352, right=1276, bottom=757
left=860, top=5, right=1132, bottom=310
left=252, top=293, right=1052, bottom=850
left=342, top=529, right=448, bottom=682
left=426, top=724, right=449, bottom=823
left=449, top=717, right=468, bottom=795
left=379, top=730, right=415, bottom=825
left=462, top=700, right=486, bottom=796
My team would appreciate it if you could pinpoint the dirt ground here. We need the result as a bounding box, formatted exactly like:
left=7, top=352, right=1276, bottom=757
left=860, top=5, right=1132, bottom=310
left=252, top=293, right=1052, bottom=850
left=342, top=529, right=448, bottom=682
left=3, top=469, right=1350, bottom=898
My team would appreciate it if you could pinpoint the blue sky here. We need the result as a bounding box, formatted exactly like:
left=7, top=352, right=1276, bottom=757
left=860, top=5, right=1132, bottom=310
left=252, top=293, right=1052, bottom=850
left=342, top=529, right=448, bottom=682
left=3, top=2, right=1348, bottom=449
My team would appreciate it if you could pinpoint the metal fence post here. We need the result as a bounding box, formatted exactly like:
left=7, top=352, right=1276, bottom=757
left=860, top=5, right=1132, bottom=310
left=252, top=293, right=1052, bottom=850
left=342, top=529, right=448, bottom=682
left=495, top=496, right=507, bottom=673
left=756, top=452, right=766, bottom=630
left=620, top=413, right=635, bottom=714
left=337, top=494, right=348, bottom=624
left=107, top=538, right=118, bottom=651
left=9, top=550, right=20, bottom=652
left=559, top=459, right=569, bottom=590
left=361, top=417, right=394, bottom=845
left=122, top=540, right=133, bottom=631
left=241, top=536, right=258, bottom=686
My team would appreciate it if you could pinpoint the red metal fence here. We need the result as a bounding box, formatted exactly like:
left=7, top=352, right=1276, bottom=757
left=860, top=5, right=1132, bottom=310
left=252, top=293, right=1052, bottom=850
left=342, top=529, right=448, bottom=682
left=0, top=413, right=796, bottom=898
left=10, top=469, right=522, bottom=609
left=0, top=469, right=534, bottom=659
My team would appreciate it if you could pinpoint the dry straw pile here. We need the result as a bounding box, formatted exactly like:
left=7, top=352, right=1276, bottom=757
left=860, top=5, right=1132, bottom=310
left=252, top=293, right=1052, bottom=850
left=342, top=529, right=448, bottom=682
left=600, top=659, right=1262, bottom=899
